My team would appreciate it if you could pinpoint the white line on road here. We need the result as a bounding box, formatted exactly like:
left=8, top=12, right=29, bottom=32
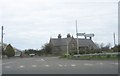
left=64, top=64, right=67, bottom=67
left=41, top=59, right=45, bottom=61
left=32, top=65, right=37, bottom=67
left=99, top=62, right=104, bottom=65
left=2, top=62, right=14, bottom=65
left=58, top=64, right=63, bottom=67
left=84, top=63, right=93, bottom=66
left=71, top=64, right=76, bottom=67
left=19, top=65, right=24, bottom=68
left=111, top=63, right=118, bottom=65
left=5, top=66, right=11, bottom=69
left=44, top=65, right=50, bottom=67
left=36, top=59, right=45, bottom=62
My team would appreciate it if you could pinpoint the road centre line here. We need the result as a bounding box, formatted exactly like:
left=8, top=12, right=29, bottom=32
left=35, top=59, right=45, bottom=62
left=58, top=64, right=63, bottom=67
left=44, top=65, right=50, bottom=67
left=71, top=64, right=76, bottom=67
left=19, top=65, right=24, bottom=68
left=32, top=65, right=37, bottom=67
left=2, top=62, right=15, bottom=65
left=84, top=63, right=93, bottom=66
left=5, top=66, right=11, bottom=69
left=111, top=63, right=118, bottom=65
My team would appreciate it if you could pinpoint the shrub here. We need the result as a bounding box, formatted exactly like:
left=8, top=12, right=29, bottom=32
left=107, top=55, right=111, bottom=58
left=4, top=44, right=15, bottom=57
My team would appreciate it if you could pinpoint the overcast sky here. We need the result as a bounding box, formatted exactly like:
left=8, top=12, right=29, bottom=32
left=0, top=0, right=119, bottom=50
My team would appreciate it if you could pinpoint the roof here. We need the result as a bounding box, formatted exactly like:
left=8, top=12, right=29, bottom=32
left=50, top=37, right=98, bottom=49
left=50, top=37, right=73, bottom=46
left=0, top=42, right=21, bottom=53
left=76, top=39, right=98, bottom=49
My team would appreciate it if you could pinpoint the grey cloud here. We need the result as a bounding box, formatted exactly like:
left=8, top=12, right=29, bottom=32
left=0, top=0, right=118, bottom=49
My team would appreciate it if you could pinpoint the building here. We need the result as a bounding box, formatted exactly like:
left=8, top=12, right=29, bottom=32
left=49, top=34, right=98, bottom=55
left=0, top=43, right=22, bottom=57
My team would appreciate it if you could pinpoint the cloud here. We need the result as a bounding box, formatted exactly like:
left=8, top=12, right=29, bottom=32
left=0, top=0, right=118, bottom=49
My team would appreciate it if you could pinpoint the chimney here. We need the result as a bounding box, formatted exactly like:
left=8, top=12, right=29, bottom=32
left=67, top=33, right=71, bottom=38
left=58, top=34, right=61, bottom=39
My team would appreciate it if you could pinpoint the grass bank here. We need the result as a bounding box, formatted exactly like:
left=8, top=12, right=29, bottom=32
left=60, top=54, right=119, bottom=60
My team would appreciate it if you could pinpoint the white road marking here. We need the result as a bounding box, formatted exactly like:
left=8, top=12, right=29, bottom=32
left=36, top=59, right=45, bottom=62
left=19, top=65, right=24, bottom=68
left=58, top=64, right=63, bottom=67
left=2, top=62, right=14, bottom=65
left=5, top=66, right=11, bottom=69
left=111, top=63, right=118, bottom=65
left=71, top=64, right=76, bottom=67
left=64, top=64, right=67, bottom=67
left=32, top=65, right=37, bottom=67
left=44, top=65, right=50, bottom=67
left=41, top=59, right=45, bottom=61
left=99, top=62, right=104, bottom=65
left=84, top=63, right=93, bottom=66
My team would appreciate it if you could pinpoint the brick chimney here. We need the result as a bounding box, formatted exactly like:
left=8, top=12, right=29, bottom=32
left=58, top=34, right=61, bottom=39
left=67, top=33, right=71, bottom=38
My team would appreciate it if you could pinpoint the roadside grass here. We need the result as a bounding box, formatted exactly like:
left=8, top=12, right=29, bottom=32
left=59, top=54, right=119, bottom=60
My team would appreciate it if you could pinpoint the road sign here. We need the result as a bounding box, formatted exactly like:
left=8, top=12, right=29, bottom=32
left=77, top=33, right=85, bottom=36
left=84, top=34, right=94, bottom=37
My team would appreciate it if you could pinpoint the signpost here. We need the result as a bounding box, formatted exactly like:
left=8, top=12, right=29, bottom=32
left=75, top=20, right=94, bottom=55
left=84, top=34, right=94, bottom=37
left=76, top=20, right=79, bottom=55
left=77, top=33, right=85, bottom=36
left=1, top=26, right=3, bottom=55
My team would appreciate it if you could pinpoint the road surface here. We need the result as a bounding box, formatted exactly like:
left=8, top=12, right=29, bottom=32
left=2, top=57, right=118, bottom=74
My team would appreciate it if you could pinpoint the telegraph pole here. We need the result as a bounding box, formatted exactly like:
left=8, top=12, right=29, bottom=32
left=1, top=26, right=3, bottom=55
left=66, top=41, right=69, bottom=56
left=113, top=33, right=116, bottom=47
left=76, top=20, right=79, bottom=55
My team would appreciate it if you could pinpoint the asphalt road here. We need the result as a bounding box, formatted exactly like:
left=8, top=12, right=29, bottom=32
left=2, top=57, right=118, bottom=74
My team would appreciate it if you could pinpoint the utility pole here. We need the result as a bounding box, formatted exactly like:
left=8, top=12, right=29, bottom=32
left=66, top=41, right=69, bottom=57
left=76, top=20, right=79, bottom=55
left=1, top=26, right=4, bottom=55
left=113, top=33, right=116, bottom=47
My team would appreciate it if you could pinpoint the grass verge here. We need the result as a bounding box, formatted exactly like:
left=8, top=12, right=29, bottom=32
left=59, top=54, right=119, bottom=60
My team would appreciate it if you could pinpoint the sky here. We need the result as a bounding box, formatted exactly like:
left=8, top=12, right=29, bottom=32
left=0, top=0, right=119, bottom=50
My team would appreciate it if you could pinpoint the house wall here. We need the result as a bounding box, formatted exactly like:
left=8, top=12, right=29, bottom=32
left=50, top=38, right=77, bottom=55
left=51, top=45, right=67, bottom=55
left=68, top=38, right=77, bottom=53
left=50, top=37, right=98, bottom=55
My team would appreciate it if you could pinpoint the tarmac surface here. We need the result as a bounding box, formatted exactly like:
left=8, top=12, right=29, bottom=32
left=1, top=57, right=118, bottom=74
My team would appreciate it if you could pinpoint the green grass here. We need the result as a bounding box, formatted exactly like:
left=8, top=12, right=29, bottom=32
left=60, top=54, right=119, bottom=60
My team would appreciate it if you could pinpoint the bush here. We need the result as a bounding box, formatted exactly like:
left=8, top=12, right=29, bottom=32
left=4, top=44, right=15, bottom=57
left=107, top=55, right=111, bottom=58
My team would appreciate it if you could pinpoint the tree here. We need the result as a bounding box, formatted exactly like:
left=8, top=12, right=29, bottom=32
left=41, top=43, right=52, bottom=55
left=4, top=44, right=15, bottom=57
left=118, top=45, right=120, bottom=52
left=112, top=44, right=120, bottom=52
left=94, top=43, right=100, bottom=49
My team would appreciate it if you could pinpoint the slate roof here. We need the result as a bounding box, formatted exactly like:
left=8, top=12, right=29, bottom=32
left=76, top=39, right=98, bottom=49
left=50, top=37, right=73, bottom=46
left=50, top=37, right=98, bottom=49
left=0, top=42, right=21, bottom=53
